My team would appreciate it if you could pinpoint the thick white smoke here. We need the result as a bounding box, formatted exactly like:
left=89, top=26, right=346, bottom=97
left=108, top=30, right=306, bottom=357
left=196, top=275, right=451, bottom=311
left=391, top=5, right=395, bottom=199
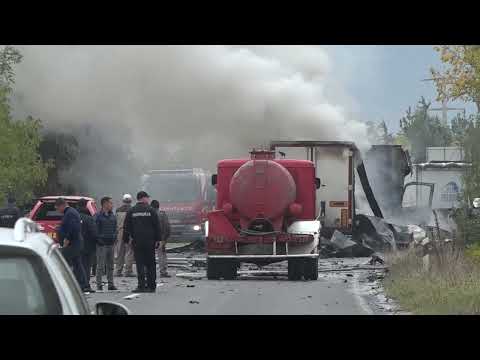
left=11, top=45, right=370, bottom=197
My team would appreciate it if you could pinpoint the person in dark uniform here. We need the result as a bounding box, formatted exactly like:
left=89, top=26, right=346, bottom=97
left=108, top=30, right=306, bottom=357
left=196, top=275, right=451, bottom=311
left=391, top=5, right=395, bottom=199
left=55, top=197, right=89, bottom=292
left=78, top=198, right=97, bottom=292
left=0, top=195, right=21, bottom=228
left=123, top=191, right=161, bottom=293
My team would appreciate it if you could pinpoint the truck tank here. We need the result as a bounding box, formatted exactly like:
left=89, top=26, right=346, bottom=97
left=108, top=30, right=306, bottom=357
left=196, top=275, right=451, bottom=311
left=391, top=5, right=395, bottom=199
left=229, top=151, right=297, bottom=232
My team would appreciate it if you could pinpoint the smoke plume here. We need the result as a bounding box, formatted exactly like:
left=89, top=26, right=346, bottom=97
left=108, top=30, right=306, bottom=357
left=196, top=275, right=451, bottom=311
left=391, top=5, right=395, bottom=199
left=11, top=45, right=370, bottom=198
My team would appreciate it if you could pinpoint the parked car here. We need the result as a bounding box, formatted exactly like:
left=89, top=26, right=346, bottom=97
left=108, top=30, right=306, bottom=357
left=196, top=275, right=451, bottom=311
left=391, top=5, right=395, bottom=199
left=0, top=218, right=129, bottom=315
left=29, top=196, right=97, bottom=241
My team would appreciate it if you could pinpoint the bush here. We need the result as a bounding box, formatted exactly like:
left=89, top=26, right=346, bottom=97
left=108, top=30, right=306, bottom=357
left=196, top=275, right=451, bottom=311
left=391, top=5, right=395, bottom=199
left=384, top=248, right=480, bottom=314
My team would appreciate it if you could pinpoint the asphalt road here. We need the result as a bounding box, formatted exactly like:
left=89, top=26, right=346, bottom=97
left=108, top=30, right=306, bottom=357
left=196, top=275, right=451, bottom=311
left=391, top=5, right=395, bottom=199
left=85, top=255, right=399, bottom=315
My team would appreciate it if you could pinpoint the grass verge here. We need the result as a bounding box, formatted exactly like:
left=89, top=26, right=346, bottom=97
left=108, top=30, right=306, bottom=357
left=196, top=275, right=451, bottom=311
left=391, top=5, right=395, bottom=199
left=384, top=248, right=480, bottom=314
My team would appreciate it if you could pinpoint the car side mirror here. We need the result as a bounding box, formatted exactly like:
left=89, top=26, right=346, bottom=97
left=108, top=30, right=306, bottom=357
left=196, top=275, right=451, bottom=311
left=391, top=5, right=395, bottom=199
left=95, top=301, right=130, bottom=315
left=315, top=177, right=321, bottom=190
left=211, top=174, right=217, bottom=186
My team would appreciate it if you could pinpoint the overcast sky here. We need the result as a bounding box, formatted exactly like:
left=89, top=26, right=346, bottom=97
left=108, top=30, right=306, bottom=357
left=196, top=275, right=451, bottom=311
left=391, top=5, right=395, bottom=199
left=325, top=45, right=476, bottom=132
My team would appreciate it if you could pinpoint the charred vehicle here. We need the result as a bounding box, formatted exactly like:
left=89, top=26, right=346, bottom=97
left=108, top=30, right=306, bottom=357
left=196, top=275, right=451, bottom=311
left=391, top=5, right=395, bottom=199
left=269, top=141, right=398, bottom=253
left=142, top=169, right=216, bottom=243
left=206, top=149, right=320, bottom=280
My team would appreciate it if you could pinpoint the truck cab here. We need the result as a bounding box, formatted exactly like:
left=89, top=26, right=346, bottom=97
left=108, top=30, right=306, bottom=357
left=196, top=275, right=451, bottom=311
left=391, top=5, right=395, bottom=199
left=142, top=169, right=216, bottom=243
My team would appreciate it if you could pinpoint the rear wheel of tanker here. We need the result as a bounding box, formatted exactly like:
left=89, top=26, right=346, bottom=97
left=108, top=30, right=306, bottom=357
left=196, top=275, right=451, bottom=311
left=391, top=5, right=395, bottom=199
left=288, top=259, right=303, bottom=281
left=207, top=258, right=221, bottom=280
left=220, top=260, right=238, bottom=280
left=304, top=258, right=319, bottom=280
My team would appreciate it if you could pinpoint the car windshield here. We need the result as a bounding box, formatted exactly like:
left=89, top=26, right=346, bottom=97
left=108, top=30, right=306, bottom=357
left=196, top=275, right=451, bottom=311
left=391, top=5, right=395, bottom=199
left=33, top=200, right=82, bottom=221
left=145, top=175, right=199, bottom=203
left=0, top=253, right=62, bottom=315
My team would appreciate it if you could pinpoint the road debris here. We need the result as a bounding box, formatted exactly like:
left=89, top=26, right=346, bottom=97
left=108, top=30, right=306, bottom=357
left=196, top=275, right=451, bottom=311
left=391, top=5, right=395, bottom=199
left=320, top=230, right=375, bottom=258
left=189, top=300, right=200, bottom=304
left=123, top=294, right=141, bottom=300
left=368, top=254, right=385, bottom=265
left=167, top=240, right=204, bottom=254
left=176, top=272, right=205, bottom=280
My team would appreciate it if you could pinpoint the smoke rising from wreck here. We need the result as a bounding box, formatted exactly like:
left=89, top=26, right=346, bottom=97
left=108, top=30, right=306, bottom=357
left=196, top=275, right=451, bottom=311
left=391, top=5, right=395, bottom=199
left=11, top=45, right=370, bottom=199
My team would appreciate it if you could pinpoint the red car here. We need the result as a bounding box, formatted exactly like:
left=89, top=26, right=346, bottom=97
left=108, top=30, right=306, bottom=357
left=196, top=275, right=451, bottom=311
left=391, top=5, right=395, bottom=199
left=29, top=196, right=98, bottom=242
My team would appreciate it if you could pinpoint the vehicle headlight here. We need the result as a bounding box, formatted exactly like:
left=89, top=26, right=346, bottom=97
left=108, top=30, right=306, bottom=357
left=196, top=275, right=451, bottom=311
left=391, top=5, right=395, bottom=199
left=193, top=225, right=201, bottom=231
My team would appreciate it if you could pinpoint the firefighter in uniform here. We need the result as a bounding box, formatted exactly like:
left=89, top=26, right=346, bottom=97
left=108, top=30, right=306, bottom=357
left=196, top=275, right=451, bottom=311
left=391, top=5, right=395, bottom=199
left=0, top=195, right=21, bottom=228
left=123, top=191, right=161, bottom=293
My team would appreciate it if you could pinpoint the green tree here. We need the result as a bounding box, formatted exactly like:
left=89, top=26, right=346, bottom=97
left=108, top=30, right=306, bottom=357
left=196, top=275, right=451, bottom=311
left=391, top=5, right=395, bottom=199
left=366, top=120, right=395, bottom=145
left=459, top=114, right=480, bottom=202
left=431, top=45, right=480, bottom=113
left=36, top=131, right=79, bottom=195
left=0, top=46, right=49, bottom=205
left=0, top=46, right=22, bottom=92
left=399, top=97, right=453, bottom=162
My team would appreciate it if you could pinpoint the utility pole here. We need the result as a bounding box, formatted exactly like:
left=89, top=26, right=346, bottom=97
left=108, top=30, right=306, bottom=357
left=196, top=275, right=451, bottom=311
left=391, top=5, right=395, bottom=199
left=421, top=78, right=466, bottom=125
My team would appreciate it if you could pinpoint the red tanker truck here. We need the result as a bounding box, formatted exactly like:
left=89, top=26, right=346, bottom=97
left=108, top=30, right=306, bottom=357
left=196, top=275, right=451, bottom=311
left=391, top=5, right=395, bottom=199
left=206, top=149, right=321, bottom=280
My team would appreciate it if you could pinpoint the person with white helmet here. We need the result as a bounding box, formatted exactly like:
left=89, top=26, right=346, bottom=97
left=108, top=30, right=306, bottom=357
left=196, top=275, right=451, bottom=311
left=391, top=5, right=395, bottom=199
left=114, top=194, right=135, bottom=277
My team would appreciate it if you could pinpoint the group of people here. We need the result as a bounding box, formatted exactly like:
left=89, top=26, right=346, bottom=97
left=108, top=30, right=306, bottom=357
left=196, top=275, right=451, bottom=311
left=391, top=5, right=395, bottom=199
left=54, top=190, right=171, bottom=293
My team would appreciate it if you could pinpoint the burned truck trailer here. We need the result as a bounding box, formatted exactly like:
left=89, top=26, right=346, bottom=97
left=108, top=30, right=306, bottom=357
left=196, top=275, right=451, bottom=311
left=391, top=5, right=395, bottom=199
left=364, top=145, right=412, bottom=218
left=206, top=149, right=320, bottom=281
left=269, top=141, right=396, bottom=252
left=270, top=141, right=362, bottom=235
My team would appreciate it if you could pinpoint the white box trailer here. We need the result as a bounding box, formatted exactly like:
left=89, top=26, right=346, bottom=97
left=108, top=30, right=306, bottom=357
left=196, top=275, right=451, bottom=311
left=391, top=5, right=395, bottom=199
left=270, top=141, right=365, bottom=235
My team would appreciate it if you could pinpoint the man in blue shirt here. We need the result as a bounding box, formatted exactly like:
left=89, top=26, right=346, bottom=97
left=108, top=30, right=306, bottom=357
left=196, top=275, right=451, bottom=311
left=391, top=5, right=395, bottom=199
left=55, top=197, right=90, bottom=292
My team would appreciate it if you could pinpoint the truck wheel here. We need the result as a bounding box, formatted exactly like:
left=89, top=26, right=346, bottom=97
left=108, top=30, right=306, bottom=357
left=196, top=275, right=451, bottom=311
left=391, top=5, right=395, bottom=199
left=207, top=258, right=221, bottom=280
left=304, top=258, right=319, bottom=280
left=288, top=259, right=303, bottom=281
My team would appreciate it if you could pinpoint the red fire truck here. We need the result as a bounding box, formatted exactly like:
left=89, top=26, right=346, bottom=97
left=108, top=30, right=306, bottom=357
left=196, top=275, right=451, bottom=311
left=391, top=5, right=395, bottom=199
left=142, top=169, right=216, bottom=243
left=206, top=149, right=321, bottom=280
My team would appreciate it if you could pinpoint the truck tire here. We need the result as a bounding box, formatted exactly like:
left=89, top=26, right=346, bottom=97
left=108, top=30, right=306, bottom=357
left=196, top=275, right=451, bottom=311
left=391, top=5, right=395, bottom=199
left=207, top=258, right=221, bottom=280
left=221, top=260, right=238, bottom=280
left=304, top=258, right=319, bottom=280
left=288, top=259, right=303, bottom=281
left=207, top=259, right=238, bottom=280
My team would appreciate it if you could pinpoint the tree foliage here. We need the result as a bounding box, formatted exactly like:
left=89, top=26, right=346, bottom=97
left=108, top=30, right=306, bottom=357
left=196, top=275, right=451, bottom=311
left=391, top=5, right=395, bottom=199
left=431, top=46, right=480, bottom=204
left=460, top=115, right=480, bottom=201
left=0, top=46, right=22, bottom=92
left=35, top=131, right=79, bottom=196
left=399, top=97, right=453, bottom=162
left=0, top=46, right=49, bottom=205
left=366, top=120, right=395, bottom=145
left=431, top=45, right=480, bottom=113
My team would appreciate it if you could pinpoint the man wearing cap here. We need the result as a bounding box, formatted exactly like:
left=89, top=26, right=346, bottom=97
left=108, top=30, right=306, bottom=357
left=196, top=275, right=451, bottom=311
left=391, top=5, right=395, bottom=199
left=123, top=191, right=161, bottom=293
left=114, top=194, right=135, bottom=277
left=0, top=195, right=22, bottom=228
